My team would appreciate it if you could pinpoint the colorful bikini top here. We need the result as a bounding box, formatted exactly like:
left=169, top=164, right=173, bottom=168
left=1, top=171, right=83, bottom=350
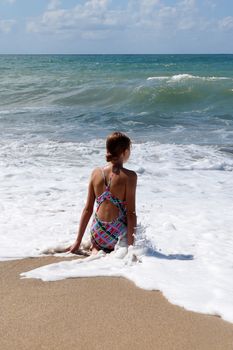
left=95, top=167, right=127, bottom=221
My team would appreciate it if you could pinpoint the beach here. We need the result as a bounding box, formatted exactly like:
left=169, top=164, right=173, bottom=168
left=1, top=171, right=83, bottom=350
left=1, top=54, right=233, bottom=344
left=1, top=256, right=233, bottom=350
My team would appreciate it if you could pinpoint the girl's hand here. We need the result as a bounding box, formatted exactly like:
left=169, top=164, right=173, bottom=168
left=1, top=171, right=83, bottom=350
left=63, top=246, right=72, bottom=252
left=69, top=241, right=81, bottom=254
left=63, top=241, right=80, bottom=254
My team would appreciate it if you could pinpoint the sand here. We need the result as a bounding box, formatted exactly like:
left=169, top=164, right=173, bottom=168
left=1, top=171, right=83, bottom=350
left=1, top=257, right=233, bottom=350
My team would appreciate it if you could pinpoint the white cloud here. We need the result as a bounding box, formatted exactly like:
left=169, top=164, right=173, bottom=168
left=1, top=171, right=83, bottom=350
left=84, top=0, right=109, bottom=11
left=26, top=0, right=126, bottom=38
left=25, top=0, right=232, bottom=41
left=0, top=19, right=15, bottom=32
left=135, top=0, right=199, bottom=32
left=218, top=16, right=233, bottom=31
left=47, top=0, right=61, bottom=11
left=138, top=0, right=160, bottom=15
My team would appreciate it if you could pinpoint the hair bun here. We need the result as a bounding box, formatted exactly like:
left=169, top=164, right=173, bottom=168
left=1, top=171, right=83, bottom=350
left=106, top=153, right=113, bottom=162
left=106, top=152, right=120, bottom=162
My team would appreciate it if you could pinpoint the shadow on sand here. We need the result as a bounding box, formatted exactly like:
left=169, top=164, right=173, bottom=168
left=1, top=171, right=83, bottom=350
left=146, top=247, right=194, bottom=261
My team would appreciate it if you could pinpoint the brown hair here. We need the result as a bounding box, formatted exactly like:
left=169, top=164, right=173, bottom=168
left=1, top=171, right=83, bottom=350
left=106, top=132, right=131, bottom=163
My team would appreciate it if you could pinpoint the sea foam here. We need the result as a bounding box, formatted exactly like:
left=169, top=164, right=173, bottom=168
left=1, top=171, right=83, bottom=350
left=2, top=140, right=231, bottom=323
left=147, top=74, right=232, bottom=82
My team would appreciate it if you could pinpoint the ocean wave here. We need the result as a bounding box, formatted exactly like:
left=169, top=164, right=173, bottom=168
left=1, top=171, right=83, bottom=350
left=147, top=76, right=169, bottom=81
left=1, top=74, right=232, bottom=112
left=1, top=139, right=233, bottom=172
left=50, top=81, right=233, bottom=111
left=147, top=74, right=232, bottom=82
left=0, top=106, right=62, bottom=115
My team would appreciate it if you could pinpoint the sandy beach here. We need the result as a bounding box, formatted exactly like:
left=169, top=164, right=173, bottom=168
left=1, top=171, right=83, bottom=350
left=0, top=257, right=233, bottom=350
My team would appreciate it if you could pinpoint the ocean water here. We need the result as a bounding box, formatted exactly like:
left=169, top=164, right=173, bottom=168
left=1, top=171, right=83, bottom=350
left=1, top=54, right=233, bottom=323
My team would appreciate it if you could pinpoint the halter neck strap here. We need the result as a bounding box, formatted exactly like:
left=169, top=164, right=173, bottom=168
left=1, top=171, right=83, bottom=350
left=100, top=167, right=114, bottom=190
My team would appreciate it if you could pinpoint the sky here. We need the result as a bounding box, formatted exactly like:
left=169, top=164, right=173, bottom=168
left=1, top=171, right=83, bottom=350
left=0, top=0, right=233, bottom=54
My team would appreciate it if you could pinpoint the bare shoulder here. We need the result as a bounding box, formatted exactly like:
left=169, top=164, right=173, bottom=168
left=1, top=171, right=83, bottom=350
left=123, top=168, right=137, bottom=181
left=90, top=167, right=102, bottom=180
left=91, top=167, right=101, bottom=175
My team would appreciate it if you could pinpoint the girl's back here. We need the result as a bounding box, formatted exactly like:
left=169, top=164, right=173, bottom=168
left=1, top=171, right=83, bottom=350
left=92, top=166, right=133, bottom=223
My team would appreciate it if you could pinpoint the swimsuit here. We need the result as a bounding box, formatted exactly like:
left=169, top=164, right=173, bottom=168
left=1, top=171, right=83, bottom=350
left=90, top=167, right=127, bottom=253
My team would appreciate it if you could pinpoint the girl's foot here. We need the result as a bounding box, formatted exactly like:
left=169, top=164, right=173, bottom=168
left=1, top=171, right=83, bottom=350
left=91, top=247, right=100, bottom=255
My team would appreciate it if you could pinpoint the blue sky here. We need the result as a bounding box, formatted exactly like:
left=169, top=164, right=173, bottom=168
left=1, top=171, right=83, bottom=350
left=0, top=0, right=233, bottom=53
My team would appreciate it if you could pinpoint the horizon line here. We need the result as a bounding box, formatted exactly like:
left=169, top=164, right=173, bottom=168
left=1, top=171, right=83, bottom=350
left=0, top=52, right=233, bottom=55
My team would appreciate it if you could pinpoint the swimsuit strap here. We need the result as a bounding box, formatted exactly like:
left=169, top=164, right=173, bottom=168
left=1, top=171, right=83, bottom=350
left=100, top=167, right=114, bottom=190
left=107, top=173, right=114, bottom=190
left=100, top=167, right=107, bottom=187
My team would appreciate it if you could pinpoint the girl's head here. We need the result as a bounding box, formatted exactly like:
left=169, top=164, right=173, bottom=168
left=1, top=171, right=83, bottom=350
left=106, top=132, right=131, bottom=164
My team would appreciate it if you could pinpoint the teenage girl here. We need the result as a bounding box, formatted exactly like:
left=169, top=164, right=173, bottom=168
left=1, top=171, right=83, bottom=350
left=66, top=131, right=137, bottom=255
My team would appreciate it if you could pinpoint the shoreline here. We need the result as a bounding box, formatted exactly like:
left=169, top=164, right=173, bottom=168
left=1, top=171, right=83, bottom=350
left=1, top=257, right=233, bottom=350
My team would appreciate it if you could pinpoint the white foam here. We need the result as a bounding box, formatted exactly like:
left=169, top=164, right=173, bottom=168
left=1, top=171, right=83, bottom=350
left=147, top=74, right=232, bottom=82
left=1, top=140, right=233, bottom=323
left=170, top=74, right=197, bottom=81
left=147, top=76, right=169, bottom=81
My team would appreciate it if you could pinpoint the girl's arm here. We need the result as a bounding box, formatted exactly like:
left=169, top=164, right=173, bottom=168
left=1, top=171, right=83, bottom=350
left=69, top=172, right=96, bottom=253
left=126, top=172, right=137, bottom=246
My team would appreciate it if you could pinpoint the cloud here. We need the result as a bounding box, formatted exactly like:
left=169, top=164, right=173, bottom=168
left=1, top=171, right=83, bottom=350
left=218, top=16, right=233, bottom=31
left=26, top=0, right=126, bottom=38
left=47, top=0, right=61, bottom=11
left=134, top=0, right=201, bottom=32
left=137, top=0, right=160, bottom=15
left=0, top=19, right=15, bottom=32
left=25, top=0, right=232, bottom=41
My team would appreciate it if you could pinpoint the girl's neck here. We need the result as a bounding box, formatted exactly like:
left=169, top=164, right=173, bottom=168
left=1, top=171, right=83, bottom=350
left=110, top=161, right=123, bottom=174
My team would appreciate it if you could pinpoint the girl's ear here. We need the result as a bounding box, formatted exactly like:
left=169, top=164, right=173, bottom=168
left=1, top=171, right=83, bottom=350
left=123, top=148, right=130, bottom=162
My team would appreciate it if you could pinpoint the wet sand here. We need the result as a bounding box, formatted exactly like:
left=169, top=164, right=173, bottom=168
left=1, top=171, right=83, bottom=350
left=1, top=257, right=233, bottom=350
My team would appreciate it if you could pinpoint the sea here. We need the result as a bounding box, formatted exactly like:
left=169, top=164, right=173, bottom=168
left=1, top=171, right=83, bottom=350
left=1, top=54, right=233, bottom=323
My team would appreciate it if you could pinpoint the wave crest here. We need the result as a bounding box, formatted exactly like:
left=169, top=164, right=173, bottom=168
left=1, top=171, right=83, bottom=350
left=147, top=74, right=231, bottom=82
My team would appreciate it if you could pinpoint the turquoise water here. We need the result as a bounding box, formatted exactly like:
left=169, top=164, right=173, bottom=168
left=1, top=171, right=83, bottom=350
left=0, top=54, right=233, bottom=144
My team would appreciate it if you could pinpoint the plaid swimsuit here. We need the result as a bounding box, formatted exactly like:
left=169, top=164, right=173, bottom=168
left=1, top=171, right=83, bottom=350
left=90, top=167, right=127, bottom=253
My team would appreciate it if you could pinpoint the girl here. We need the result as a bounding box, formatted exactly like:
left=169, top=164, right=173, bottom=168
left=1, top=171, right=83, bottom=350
left=67, top=131, right=137, bottom=255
